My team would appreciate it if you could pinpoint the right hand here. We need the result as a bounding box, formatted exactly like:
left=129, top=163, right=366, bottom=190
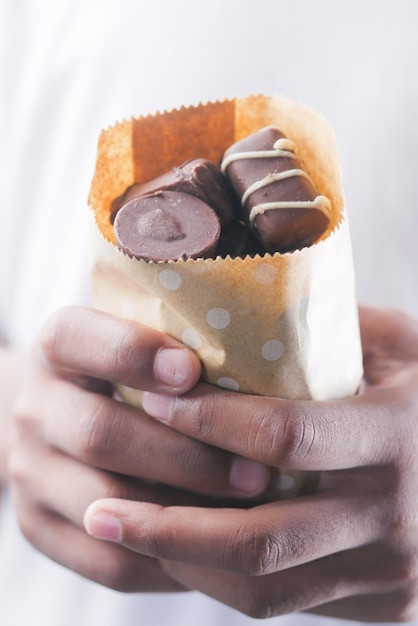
left=9, top=306, right=270, bottom=591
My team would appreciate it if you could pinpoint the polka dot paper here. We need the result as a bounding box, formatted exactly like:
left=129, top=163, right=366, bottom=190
left=89, top=95, right=364, bottom=498
left=91, top=222, right=361, bottom=400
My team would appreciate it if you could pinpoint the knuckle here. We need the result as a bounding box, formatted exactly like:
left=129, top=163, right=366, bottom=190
left=93, top=472, right=142, bottom=504
left=376, top=547, right=418, bottom=621
left=76, top=396, right=118, bottom=462
left=239, top=589, right=275, bottom=619
left=384, top=494, right=418, bottom=546
left=384, top=389, right=418, bottom=463
left=110, top=322, right=149, bottom=380
left=239, top=585, right=298, bottom=620
left=391, top=551, right=418, bottom=588
left=276, top=402, right=321, bottom=466
left=257, top=525, right=307, bottom=575
left=95, top=553, right=140, bottom=592
left=165, top=440, right=211, bottom=489
left=235, top=522, right=305, bottom=577
left=137, top=520, right=164, bottom=557
left=111, top=324, right=138, bottom=372
left=243, top=528, right=281, bottom=576
left=278, top=524, right=308, bottom=565
left=391, top=595, right=418, bottom=623
left=183, top=393, right=217, bottom=442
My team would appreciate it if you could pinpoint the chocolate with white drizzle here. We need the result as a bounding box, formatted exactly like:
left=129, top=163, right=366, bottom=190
left=220, top=126, right=331, bottom=253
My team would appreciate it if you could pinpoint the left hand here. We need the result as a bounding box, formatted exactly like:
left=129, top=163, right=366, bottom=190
left=84, top=306, right=418, bottom=622
left=9, top=306, right=269, bottom=593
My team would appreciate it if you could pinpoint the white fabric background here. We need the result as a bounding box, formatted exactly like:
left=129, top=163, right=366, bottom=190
left=0, top=0, right=417, bottom=624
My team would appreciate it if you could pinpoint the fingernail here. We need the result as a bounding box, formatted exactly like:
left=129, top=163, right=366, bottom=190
left=142, top=392, right=174, bottom=423
left=86, top=510, right=122, bottom=543
left=229, top=456, right=270, bottom=494
left=155, top=348, right=193, bottom=388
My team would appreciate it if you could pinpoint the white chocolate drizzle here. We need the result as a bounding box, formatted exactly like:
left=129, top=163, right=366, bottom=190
left=241, top=169, right=313, bottom=206
left=248, top=195, right=331, bottom=224
left=220, top=134, right=331, bottom=223
left=220, top=138, right=297, bottom=174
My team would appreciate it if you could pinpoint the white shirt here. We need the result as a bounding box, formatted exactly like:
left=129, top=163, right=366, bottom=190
left=0, top=0, right=417, bottom=624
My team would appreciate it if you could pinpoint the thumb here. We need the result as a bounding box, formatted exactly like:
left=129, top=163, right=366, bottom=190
left=359, top=305, right=418, bottom=386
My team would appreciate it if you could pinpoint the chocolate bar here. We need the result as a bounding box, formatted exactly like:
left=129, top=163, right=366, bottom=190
left=220, top=126, right=331, bottom=253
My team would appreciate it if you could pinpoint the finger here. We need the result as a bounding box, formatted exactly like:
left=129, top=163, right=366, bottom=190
left=9, top=440, right=213, bottom=530
left=359, top=306, right=418, bottom=387
left=142, top=382, right=402, bottom=470
left=10, top=432, right=184, bottom=593
left=83, top=492, right=382, bottom=575
left=12, top=497, right=184, bottom=592
left=10, top=440, right=200, bottom=592
left=161, top=543, right=405, bottom=619
left=359, top=305, right=418, bottom=360
left=307, top=591, right=414, bottom=623
left=14, top=377, right=270, bottom=497
left=141, top=307, right=418, bottom=471
left=39, top=306, right=201, bottom=393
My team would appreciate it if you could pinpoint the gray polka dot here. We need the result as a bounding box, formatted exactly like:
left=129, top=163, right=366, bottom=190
left=253, top=263, right=278, bottom=285
left=206, top=307, right=231, bottom=329
left=159, top=269, right=182, bottom=290
left=217, top=377, right=240, bottom=391
left=182, top=328, right=202, bottom=349
left=261, top=339, right=285, bottom=361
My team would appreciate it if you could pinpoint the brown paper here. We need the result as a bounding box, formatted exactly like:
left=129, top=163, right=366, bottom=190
left=88, top=95, right=363, bottom=498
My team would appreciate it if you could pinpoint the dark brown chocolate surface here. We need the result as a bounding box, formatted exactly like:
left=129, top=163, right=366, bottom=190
left=114, top=191, right=221, bottom=262
left=111, top=159, right=235, bottom=225
left=220, top=126, right=330, bottom=253
left=112, top=127, right=331, bottom=260
left=216, top=220, right=265, bottom=258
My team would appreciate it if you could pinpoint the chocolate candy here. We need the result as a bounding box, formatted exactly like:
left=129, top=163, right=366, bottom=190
left=217, top=220, right=265, bottom=258
left=112, top=127, right=332, bottom=260
left=111, top=158, right=235, bottom=225
left=114, top=190, right=221, bottom=262
left=220, top=126, right=331, bottom=253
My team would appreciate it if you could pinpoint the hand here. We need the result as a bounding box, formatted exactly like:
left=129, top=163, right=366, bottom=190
left=9, top=306, right=270, bottom=592
left=0, top=346, right=25, bottom=484
left=84, top=306, right=418, bottom=621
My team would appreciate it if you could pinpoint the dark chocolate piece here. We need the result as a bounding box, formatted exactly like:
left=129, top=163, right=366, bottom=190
left=111, top=159, right=235, bottom=225
left=114, top=190, right=221, bottom=262
left=220, top=126, right=331, bottom=253
left=217, top=221, right=265, bottom=258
